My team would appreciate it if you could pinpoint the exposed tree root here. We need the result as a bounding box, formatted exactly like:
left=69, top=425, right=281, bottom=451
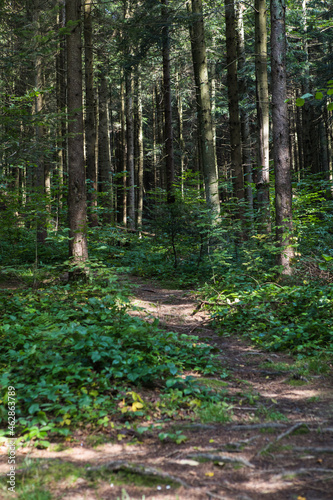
left=187, top=453, right=254, bottom=468
left=293, top=447, right=333, bottom=454
left=86, top=460, right=189, bottom=488
left=258, top=422, right=309, bottom=455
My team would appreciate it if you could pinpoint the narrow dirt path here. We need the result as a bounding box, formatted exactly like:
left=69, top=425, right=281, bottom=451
left=122, top=276, right=333, bottom=499
left=2, top=276, right=333, bottom=500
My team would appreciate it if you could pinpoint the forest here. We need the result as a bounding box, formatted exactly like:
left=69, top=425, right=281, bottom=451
left=0, top=0, right=333, bottom=498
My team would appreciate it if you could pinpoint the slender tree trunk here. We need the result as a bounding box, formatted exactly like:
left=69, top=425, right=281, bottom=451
left=188, top=0, right=220, bottom=215
left=295, top=94, right=304, bottom=174
left=270, top=0, right=294, bottom=274
left=210, top=68, right=218, bottom=179
left=56, top=0, right=66, bottom=221
left=84, top=0, right=98, bottom=226
left=155, top=82, right=165, bottom=191
left=126, top=71, right=135, bottom=229
left=175, top=72, right=185, bottom=197
left=152, top=89, right=158, bottom=190
left=225, top=0, right=244, bottom=203
left=161, top=0, right=175, bottom=204
left=120, top=77, right=127, bottom=225
left=255, top=0, right=270, bottom=229
left=237, top=2, right=253, bottom=213
left=66, top=0, right=88, bottom=263
left=136, top=75, right=144, bottom=229
left=98, top=71, right=112, bottom=221
left=33, top=3, right=47, bottom=245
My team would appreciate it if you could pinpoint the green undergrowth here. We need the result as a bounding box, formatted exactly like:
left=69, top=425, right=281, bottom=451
left=0, top=268, right=219, bottom=446
left=0, top=458, right=87, bottom=499
left=0, top=456, right=178, bottom=499
left=205, top=279, right=333, bottom=356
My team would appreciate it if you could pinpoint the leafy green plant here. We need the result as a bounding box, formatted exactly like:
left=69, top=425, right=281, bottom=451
left=0, top=272, right=217, bottom=443
left=195, top=401, right=233, bottom=424
left=158, top=430, right=188, bottom=444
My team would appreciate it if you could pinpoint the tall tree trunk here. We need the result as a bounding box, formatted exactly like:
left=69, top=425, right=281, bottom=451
left=188, top=0, right=220, bottom=215
left=237, top=2, right=253, bottom=213
left=126, top=71, right=135, bottom=229
left=175, top=72, right=185, bottom=197
left=225, top=0, right=244, bottom=204
left=270, top=0, right=294, bottom=274
left=155, top=82, right=165, bottom=191
left=66, top=0, right=88, bottom=264
left=255, top=0, right=270, bottom=229
left=56, top=0, right=66, bottom=222
left=98, top=71, right=112, bottom=221
left=161, top=0, right=175, bottom=204
left=84, top=0, right=98, bottom=227
left=152, top=88, right=158, bottom=191
left=33, top=3, right=47, bottom=245
left=135, top=75, right=144, bottom=229
left=120, top=77, right=127, bottom=225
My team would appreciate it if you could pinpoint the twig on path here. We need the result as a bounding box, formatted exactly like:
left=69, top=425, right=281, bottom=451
left=258, top=422, right=310, bottom=455
left=276, top=422, right=309, bottom=442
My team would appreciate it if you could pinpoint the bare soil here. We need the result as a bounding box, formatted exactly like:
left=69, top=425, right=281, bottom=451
left=1, top=275, right=333, bottom=500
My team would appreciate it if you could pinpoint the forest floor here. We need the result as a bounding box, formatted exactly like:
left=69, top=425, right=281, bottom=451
left=1, top=275, right=333, bottom=500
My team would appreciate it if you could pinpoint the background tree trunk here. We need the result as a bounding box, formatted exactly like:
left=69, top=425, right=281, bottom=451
left=98, top=71, right=112, bottom=222
left=126, top=71, right=135, bottom=229
left=84, top=0, right=98, bottom=227
left=189, top=0, right=220, bottom=215
left=255, top=0, right=270, bottom=230
left=237, top=2, right=253, bottom=214
left=66, top=0, right=88, bottom=263
left=161, top=0, right=175, bottom=204
left=225, top=0, right=244, bottom=204
left=270, top=0, right=294, bottom=274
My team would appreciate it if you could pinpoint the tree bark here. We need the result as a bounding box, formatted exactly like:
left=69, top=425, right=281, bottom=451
left=56, top=0, right=66, bottom=220
left=225, top=0, right=244, bottom=204
left=175, top=72, right=185, bottom=197
left=270, top=0, right=294, bottom=274
left=33, top=2, right=47, bottom=245
left=66, top=0, right=88, bottom=263
left=135, top=75, right=144, bottom=229
left=126, top=71, right=135, bottom=229
left=188, top=0, right=220, bottom=215
left=237, top=2, right=253, bottom=213
left=161, top=0, right=175, bottom=204
left=120, top=76, right=127, bottom=225
left=84, top=0, right=98, bottom=227
left=98, top=71, right=112, bottom=221
left=255, top=0, right=270, bottom=230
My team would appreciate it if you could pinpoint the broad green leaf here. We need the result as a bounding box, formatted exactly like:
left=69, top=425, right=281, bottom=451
left=315, top=92, right=323, bottom=100
left=28, top=404, right=40, bottom=415
left=296, top=98, right=305, bottom=107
